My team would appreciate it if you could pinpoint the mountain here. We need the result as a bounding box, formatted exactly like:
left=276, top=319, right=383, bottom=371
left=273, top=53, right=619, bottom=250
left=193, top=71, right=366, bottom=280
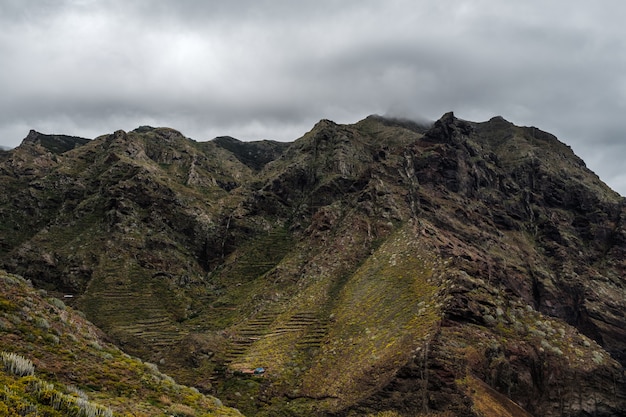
left=0, top=113, right=625, bottom=416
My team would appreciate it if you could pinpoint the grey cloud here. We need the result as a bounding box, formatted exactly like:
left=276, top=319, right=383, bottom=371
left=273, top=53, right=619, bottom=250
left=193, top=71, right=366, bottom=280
left=1, top=1, right=626, bottom=195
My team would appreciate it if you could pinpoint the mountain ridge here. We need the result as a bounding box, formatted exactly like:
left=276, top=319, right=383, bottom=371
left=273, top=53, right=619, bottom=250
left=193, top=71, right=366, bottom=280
left=0, top=113, right=624, bottom=416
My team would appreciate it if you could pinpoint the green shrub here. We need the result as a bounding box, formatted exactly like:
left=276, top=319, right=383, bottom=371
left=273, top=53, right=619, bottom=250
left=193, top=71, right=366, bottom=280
left=48, top=297, right=67, bottom=310
left=44, top=333, right=60, bottom=345
left=0, top=385, right=38, bottom=416
left=34, top=317, right=50, bottom=330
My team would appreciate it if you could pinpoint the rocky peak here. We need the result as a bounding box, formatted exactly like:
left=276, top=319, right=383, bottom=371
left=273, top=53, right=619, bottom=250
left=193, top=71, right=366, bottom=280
left=23, top=129, right=41, bottom=143
left=424, top=111, right=473, bottom=144
left=314, top=118, right=338, bottom=129
left=19, top=130, right=90, bottom=154
left=488, top=115, right=512, bottom=123
left=152, top=127, right=186, bottom=143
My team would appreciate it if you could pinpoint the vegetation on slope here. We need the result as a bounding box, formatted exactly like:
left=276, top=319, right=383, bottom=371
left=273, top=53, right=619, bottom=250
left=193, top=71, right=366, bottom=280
left=301, top=224, right=444, bottom=405
left=0, top=112, right=625, bottom=416
left=0, top=270, right=242, bottom=416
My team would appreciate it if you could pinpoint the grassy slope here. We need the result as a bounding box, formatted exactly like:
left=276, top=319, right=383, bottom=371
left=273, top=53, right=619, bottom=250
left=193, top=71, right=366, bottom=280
left=0, top=270, right=243, bottom=417
left=199, top=220, right=448, bottom=416
left=301, top=225, right=443, bottom=405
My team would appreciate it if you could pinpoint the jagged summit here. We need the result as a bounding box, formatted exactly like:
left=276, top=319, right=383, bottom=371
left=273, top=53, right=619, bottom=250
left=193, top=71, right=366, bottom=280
left=23, top=129, right=41, bottom=142
left=1, top=114, right=625, bottom=416
left=19, top=129, right=91, bottom=154
left=487, top=115, right=512, bottom=123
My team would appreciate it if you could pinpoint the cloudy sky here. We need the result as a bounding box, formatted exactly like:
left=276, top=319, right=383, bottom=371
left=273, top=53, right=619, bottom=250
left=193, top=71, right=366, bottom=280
left=1, top=1, right=625, bottom=195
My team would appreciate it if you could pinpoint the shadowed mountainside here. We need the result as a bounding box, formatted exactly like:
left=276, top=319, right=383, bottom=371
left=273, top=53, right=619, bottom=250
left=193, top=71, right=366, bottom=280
left=1, top=113, right=625, bottom=416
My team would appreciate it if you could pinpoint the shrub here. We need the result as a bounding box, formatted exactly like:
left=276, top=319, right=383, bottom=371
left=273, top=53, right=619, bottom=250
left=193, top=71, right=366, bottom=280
left=144, top=361, right=160, bottom=375
left=0, top=274, right=22, bottom=286
left=0, top=317, right=11, bottom=331
left=169, top=402, right=196, bottom=417
left=0, top=299, right=17, bottom=312
left=31, top=379, right=113, bottom=417
left=67, top=385, right=88, bottom=400
left=34, top=317, right=51, bottom=330
left=48, top=297, right=67, bottom=310
left=74, top=397, right=114, bottom=417
left=88, top=341, right=103, bottom=350
left=44, top=333, right=60, bottom=345
left=592, top=351, right=604, bottom=365
left=1, top=351, right=35, bottom=376
left=0, top=385, right=38, bottom=416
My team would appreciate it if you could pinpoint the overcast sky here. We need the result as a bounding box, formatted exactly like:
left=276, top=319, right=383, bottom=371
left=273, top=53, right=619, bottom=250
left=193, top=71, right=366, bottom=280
left=1, top=1, right=625, bottom=195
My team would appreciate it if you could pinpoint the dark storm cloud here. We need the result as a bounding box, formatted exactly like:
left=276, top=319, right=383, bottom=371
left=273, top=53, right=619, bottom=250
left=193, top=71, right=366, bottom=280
left=1, top=0, right=625, bottom=195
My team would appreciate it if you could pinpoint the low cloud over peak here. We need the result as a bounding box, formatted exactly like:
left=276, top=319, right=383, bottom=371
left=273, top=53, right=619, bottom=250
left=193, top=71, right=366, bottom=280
left=1, top=1, right=625, bottom=195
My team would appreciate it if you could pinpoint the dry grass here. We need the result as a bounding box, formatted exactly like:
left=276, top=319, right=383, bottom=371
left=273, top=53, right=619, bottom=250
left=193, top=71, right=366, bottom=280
left=463, top=375, right=533, bottom=417
left=301, top=224, right=444, bottom=405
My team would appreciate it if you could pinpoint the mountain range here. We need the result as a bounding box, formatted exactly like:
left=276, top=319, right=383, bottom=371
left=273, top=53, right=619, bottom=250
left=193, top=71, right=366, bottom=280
left=1, top=112, right=625, bottom=416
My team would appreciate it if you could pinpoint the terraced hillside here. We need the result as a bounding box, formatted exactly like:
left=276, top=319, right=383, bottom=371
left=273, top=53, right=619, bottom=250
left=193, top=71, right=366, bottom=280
left=0, top=270, right=242, bottom=416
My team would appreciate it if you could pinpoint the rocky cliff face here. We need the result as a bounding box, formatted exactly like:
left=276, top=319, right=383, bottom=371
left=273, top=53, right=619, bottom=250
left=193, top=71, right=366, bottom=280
left=0, top=114, right=624, bottom=416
